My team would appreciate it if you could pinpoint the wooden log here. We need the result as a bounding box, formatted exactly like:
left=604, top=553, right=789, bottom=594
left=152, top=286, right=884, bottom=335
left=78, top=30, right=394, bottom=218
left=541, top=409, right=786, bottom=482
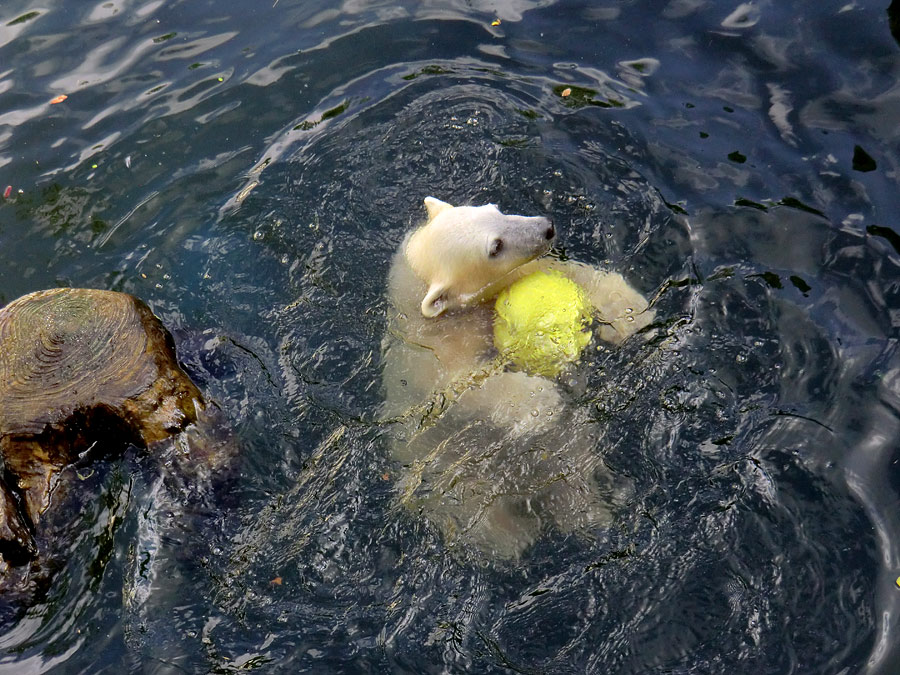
left=0, top=288, right=204, bottom=562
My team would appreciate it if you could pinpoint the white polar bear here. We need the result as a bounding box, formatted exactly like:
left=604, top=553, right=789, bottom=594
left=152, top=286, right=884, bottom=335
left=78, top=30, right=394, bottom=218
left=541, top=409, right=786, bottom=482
left=383, top=197, right=654, bottom=560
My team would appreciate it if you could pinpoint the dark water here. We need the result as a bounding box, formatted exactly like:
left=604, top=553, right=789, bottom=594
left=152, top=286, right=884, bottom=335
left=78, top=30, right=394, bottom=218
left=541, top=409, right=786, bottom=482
left=1, top=0, right=899, bottom=672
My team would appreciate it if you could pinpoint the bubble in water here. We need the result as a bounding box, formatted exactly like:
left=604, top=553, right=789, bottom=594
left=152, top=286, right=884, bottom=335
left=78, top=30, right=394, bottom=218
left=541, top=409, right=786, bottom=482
left=252, top=230, right=264, bottom=241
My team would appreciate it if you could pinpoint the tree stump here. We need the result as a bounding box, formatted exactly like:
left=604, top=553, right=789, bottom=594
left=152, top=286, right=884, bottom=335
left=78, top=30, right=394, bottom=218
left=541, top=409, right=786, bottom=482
left=0, top=288, right=204, bottom=564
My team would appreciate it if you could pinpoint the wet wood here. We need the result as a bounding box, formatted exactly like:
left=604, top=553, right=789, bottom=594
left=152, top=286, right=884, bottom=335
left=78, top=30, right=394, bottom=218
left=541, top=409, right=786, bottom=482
left=0, top=288, right=204, bottom=562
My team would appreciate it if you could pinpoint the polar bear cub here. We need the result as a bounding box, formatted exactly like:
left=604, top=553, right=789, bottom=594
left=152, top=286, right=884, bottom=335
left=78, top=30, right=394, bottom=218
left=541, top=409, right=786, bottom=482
left=383, top=197, right=653, bottom=559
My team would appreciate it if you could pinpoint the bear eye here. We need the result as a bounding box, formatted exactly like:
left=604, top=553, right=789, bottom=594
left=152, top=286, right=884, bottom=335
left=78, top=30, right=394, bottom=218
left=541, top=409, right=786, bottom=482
left=489, top=238, right=503, bottom=257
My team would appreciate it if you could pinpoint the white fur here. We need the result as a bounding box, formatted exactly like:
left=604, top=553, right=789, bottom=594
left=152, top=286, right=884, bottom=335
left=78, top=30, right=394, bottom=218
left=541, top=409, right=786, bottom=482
left=383, top=197, right=653, bottom=559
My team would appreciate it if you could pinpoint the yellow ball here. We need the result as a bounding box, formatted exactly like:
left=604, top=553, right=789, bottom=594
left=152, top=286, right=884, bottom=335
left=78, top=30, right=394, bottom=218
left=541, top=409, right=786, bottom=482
left=494, top=270, right=593, bottom=377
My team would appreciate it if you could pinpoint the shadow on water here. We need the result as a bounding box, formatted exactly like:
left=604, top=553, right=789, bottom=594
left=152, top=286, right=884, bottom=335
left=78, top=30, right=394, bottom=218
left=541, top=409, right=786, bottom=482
left=890, top=1, right=900, bottom=47
left=0, top=0, right=899, bottom=672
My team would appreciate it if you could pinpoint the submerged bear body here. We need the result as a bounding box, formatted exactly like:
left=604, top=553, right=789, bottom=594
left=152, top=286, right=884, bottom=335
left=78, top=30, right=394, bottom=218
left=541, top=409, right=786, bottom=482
left=383, top=197, right=654, bottom=559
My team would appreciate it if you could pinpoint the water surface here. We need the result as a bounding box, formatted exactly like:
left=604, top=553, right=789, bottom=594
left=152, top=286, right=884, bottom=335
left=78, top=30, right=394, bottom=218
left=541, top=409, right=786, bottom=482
left=1, top=0, right=899, bottom=672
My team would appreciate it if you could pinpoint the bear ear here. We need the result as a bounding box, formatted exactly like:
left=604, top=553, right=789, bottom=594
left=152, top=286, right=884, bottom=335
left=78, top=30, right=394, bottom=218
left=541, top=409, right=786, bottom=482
left=423, top=197, right=453, bottom=221
left=421, top=283, right=448, bottom=318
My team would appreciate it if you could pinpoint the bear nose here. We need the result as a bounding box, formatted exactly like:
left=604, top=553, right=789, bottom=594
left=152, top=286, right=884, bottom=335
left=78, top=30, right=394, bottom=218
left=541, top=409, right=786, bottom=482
left=545, top=223, right=555, bottom=240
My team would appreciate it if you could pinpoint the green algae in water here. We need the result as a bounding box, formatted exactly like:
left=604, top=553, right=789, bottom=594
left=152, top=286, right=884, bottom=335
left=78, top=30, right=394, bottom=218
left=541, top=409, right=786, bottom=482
left=734, top=198, right=768, bottom=211
left=790, top=275, right=812, bottom=295
left=749, top=271, right=783, bottom=289
left=554, top=85, right=624, bottom=109
left=321, top=101, right=348, bottom=120
left=293, top=101, right=349, bottom=130
left=12, top=184, right=109, bottom=237
left=777, top=196, right=825, bottom=217
left=7, top=11, right=40, bottom=26
left=402, top=65, right=452, bottom=81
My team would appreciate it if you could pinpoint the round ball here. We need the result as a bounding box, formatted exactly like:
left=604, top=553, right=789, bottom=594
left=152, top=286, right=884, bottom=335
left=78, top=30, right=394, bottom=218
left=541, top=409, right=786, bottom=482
left=494, top=270, right=593, bottom=377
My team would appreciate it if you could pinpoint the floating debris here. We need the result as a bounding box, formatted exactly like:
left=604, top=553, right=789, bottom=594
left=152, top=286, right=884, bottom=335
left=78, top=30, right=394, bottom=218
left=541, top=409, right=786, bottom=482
left=49, top=94, right=68, bottom=104
left=553, top=85, right=624, bottom=108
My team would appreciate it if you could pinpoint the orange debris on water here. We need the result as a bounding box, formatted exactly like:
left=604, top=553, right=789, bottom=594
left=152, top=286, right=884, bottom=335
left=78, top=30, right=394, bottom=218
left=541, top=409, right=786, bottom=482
left=49, top=94, right=68, bottom=104
left=561, top=88, right=572, bottom=97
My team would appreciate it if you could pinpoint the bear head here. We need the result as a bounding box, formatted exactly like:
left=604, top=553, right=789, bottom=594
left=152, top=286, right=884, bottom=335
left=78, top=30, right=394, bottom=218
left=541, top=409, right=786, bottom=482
left=406, top=197, right=555, bottom=317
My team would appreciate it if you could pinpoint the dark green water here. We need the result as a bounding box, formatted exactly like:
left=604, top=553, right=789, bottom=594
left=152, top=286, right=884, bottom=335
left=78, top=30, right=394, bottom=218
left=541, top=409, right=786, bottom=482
left=1, top=0, right=899, bottom=672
